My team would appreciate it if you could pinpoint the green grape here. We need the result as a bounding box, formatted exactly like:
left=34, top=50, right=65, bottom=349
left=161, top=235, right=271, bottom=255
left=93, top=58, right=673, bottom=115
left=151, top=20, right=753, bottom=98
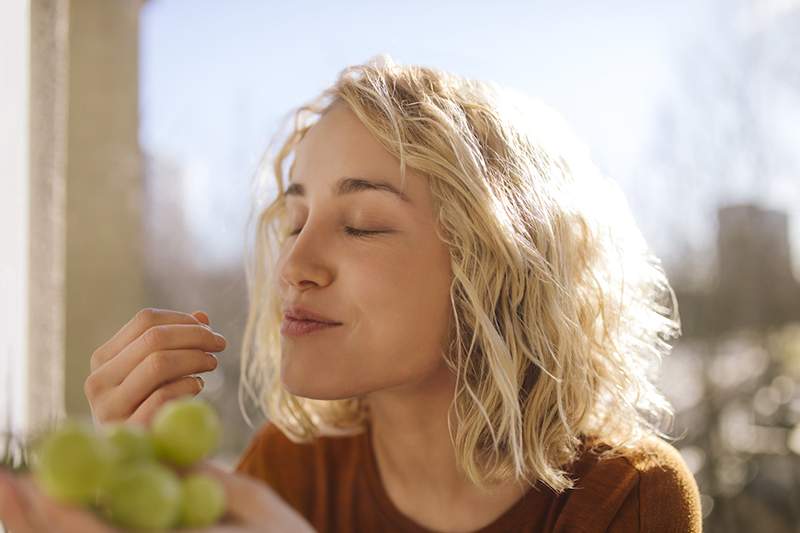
left=97, top=461, right=182, bottom=530
left=177, top=473, right=227, bottom=528
left=31, top=420, right=116, bottom=506
left=103, top=423, right=156, bottom=465
left=151, top=398, right=221, bottom=467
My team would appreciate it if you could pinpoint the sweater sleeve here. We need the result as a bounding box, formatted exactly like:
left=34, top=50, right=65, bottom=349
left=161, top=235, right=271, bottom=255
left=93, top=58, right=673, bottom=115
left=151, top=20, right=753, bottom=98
left=608, top=438, right=703, bottom=533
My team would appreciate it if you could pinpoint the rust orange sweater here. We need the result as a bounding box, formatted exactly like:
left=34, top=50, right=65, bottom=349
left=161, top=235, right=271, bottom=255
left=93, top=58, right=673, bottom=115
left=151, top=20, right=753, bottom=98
left=234, top=419, right=703, bottom=532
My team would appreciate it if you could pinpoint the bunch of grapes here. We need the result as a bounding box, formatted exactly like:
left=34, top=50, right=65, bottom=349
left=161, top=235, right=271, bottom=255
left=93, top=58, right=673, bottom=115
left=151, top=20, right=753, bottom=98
left=29, top=397, right=226, bottom=530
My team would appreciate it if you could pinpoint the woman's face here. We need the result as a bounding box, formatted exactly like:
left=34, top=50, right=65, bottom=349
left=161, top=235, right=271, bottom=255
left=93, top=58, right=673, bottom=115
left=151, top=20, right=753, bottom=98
left=276, top=102, right=454, bottom=400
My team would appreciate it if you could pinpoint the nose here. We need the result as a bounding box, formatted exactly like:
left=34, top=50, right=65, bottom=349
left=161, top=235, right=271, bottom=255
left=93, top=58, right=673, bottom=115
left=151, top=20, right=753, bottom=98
left=277, top=221, right=333, bottom=291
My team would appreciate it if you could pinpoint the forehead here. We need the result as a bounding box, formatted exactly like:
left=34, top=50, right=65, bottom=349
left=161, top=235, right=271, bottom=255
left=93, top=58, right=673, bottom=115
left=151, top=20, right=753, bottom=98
left=287, top=103, right=422, bottom=202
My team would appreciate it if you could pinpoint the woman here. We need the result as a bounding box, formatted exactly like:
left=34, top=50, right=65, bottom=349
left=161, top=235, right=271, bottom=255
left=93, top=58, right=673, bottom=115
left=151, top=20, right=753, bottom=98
left=0, top=54, right=701, bottom=532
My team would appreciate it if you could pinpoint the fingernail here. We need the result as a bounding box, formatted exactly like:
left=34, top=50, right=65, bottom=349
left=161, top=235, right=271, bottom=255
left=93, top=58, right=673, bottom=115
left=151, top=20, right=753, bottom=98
left=214, top=333, right=226, bottom=346
left=195, top=376, right=204, bottom=389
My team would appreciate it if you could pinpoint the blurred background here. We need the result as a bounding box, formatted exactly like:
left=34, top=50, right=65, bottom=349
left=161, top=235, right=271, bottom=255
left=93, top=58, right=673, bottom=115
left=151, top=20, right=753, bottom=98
left=2, top=0, right=799, bottom=531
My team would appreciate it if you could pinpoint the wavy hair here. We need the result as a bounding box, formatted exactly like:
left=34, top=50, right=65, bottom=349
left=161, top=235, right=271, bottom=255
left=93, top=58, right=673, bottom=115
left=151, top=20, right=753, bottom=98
left=238, top=53, right=681, bottom=493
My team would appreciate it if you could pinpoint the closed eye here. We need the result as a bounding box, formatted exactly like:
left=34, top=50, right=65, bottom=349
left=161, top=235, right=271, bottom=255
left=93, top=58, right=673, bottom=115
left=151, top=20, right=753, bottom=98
left=344, top=227, right=387, bottom=238
left=286, top=227, right=388, bottom=239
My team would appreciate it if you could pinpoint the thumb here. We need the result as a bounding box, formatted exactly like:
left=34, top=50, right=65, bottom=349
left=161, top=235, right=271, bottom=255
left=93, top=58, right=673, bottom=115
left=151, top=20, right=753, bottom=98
left=192, top=311, right=210, bottom=326
left=18, top=475, right=116, bottom=532
left=0, top=469, right=37, bottom=533
left=188, top=462, right=316, bottom=533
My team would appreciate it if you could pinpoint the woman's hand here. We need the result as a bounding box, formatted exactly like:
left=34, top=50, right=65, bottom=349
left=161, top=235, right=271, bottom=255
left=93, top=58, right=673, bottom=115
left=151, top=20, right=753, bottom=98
left=184, top=461, right=317, bottom=533
left=0, top=467, right=115, bottom=533
left=84, top=308, right=227, bottom=429
left=0, top=462, right=317, bottom=533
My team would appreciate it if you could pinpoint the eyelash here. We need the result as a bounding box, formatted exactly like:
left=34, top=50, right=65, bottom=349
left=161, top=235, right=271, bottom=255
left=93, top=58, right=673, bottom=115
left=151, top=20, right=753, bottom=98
left=286, top=227, right=385, bottom=239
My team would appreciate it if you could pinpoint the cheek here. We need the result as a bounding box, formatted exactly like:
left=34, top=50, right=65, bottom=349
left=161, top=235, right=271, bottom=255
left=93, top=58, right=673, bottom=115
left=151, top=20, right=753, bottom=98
left=358, top=249, right=453, bottom=369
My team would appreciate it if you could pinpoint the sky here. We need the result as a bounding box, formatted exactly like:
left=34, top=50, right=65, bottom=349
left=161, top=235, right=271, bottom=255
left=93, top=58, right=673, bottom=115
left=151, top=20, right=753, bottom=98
left=139, top=0, right=800, bottom=276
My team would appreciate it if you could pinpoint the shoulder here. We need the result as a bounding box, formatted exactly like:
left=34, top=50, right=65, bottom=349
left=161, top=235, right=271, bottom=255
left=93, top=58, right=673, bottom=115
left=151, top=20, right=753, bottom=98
left=620, top=436, right=703, bottom=532
left=556, top=435, right=702, bottom=533
left=621, top=436, right=700, bottom=493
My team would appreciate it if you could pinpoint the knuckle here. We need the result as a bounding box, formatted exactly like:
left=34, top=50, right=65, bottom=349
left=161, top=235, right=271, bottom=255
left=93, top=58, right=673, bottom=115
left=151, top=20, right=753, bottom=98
left=152, top=386, right=170, bottom=405
left=83, top=373, right=105, bottom=400
left=89, top=349, right=99, bottom=369
left=146, top=352, right=168, bottom=379
left=93, top=401, right=110, bottom=424
left=153, top=378, right=195, bottom=407
left=136, top=307, right=159, bottom=325
left=83, top=374, right=97, bottom=398
left=142, top=325, right=167, bottom=349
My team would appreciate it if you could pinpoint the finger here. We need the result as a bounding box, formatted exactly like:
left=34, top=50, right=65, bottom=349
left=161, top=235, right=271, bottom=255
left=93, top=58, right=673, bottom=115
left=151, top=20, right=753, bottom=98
left=86, top=324, right=223, bottom=424
left=194, top=311, right=210, bottom=326
left=0, top=469, right=37, bottom=533
left=188, top=461, right=281, bottom=525
left=17, top=475, right=118, bottom=533
left=107, top=349, right=218, bottom=419
left=187, top=463, right=315, bottom=532
left=7, top=473, right=58, bottom=533
left=90, top=308, right=211, bottom=372
left=189, top=461, right=250, bottom=517
left=126, top=376, right=205, bottom=428
left=93, top=323, right=226, bottom=389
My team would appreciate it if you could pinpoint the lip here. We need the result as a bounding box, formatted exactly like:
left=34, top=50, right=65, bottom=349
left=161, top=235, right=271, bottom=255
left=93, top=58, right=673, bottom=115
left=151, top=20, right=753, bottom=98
left=282, top=305, right=342, bottom=325
left=281, top=317, right=342, bottom=337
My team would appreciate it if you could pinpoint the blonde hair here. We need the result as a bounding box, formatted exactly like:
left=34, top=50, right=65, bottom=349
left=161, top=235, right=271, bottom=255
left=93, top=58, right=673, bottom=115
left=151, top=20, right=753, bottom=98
left=238, top=53, right=681, bottom=493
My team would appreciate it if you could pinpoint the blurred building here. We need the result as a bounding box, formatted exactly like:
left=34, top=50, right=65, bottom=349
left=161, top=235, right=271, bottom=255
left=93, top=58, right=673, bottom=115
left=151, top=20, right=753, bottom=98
left=666, top=202, right=800, bottom=531
left=676, top=203, right=800, bottom=338
left=716, top=204, right=800, bottom=331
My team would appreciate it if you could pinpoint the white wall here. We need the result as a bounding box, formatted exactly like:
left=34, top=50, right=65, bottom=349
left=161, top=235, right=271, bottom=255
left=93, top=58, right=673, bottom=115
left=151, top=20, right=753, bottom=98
left=0, top=0, right=30, bottom=439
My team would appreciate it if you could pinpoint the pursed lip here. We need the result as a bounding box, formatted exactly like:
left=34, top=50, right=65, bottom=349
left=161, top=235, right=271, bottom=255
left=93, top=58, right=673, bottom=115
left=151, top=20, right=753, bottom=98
left=282, top=305, right=342, bottom=325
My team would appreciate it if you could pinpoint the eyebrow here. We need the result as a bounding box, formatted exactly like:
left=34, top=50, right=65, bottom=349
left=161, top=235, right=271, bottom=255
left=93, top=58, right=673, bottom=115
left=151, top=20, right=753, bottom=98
left=284, top=176, right=412, bottom=204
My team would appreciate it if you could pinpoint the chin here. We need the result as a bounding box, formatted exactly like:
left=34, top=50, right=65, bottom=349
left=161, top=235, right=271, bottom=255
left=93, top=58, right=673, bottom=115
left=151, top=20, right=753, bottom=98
left=281, top=380, right=365, bottom=400
left=279, top=361, right=358, bottom=400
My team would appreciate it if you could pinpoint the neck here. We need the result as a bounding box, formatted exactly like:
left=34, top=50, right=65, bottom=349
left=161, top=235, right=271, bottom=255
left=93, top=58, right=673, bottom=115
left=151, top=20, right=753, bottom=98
left=364, top=362, right=531, bottom=531
left=366, top=361, right=467, bottom=497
